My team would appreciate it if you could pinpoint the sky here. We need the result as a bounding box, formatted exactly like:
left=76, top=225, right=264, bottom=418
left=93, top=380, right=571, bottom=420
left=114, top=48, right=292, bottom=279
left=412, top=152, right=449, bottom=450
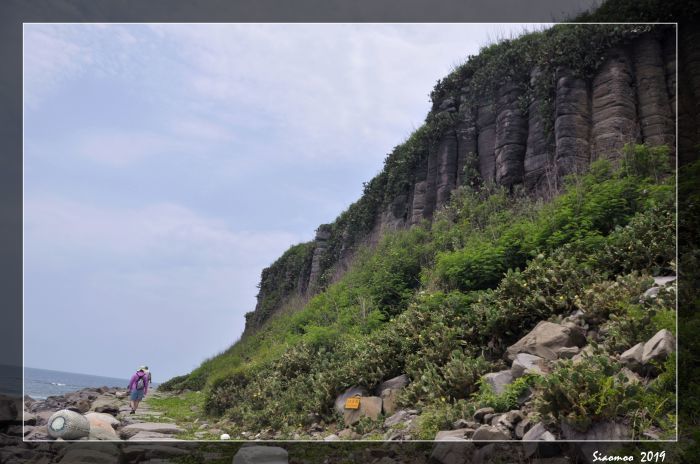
left=23, top=23, right=553, bottom=381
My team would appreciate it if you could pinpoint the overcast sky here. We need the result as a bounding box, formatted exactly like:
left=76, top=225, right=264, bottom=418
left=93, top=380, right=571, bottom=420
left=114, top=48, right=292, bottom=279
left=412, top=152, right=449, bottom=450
left=23, top=23, right=552, bottom=381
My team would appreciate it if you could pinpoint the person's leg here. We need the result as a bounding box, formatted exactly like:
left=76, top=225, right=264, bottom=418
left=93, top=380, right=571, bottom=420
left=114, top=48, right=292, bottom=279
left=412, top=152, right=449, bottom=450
left=133, top=399, right=140, bottom=412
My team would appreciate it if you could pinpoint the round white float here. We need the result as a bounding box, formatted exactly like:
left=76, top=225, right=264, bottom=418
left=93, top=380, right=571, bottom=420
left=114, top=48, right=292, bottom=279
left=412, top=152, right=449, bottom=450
left=47, top=409, right=90, bottom=440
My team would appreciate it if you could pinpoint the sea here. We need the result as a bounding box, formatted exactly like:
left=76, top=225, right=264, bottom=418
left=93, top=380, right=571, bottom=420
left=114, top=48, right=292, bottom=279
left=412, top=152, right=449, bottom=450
left=1, top=365, right=129, bottom=400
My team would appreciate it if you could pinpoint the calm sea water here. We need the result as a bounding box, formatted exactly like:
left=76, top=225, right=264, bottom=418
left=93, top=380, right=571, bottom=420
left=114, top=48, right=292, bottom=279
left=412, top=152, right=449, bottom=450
left=23, top=366, right=129, bottom=400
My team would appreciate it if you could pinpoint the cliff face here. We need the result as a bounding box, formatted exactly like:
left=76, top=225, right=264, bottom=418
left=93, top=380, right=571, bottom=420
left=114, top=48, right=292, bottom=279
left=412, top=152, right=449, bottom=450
left=245, top=25, right=690, bottom=333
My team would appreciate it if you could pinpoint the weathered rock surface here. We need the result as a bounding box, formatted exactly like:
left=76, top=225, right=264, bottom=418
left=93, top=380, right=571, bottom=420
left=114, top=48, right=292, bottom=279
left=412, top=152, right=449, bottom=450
left=507, top=321, right=586, bottom=361
left=233, top=446, right=289, bottom=464
left=119, top=422, right=183, bottom=439
left=555, top=69, right=590, bottom=177
left=334, top=386, right=368, bottom=415
left=471, top=425, right=510, bottom=441
left=435, top=429, right=471, bottom=441
left=430, top=441, right=475, bottom=464
left=633, top=35, right=675, bottom=150
left=380, top=388, right=399, bottom=416
left=483, top=370, right=513, bottom=395
left=47, top=409, right=90, bottom=440
left=522, top=423, right=558, bottom=458
left=591, top=47, right=639, bottom=160
left=456, top=111, right=477, bottom=186
left=494, top=83, right=527, bottom=187
left=525, top=67, right=553, bottom=189
left=477, top=100, right=497, bottom=183
left=436, top=132, right=459, bottom=208
left=85, top=412, right=119, bottom=440
left=620, top=342, right=645, bottom=372
left=561, top=420, right=631, bottom=441
left=343, top=396, right=382, bottom=426
left=641, top=329, right=675, bottom=364
left=511, top=353, right=547, bottom=378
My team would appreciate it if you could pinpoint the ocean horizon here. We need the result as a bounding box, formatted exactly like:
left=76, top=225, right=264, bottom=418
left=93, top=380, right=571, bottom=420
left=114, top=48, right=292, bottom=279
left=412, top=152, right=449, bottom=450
left=22, top=366, right=133, bottom=400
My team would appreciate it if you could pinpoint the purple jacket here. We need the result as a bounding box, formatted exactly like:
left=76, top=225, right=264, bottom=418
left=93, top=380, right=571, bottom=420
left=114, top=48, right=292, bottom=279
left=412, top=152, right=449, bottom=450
left=128, top=371, right=149, bottom=394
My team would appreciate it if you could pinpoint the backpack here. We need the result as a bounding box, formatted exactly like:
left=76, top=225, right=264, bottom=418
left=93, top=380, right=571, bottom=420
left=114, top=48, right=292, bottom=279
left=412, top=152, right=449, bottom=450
left=136, top=374, right=145, bottom=390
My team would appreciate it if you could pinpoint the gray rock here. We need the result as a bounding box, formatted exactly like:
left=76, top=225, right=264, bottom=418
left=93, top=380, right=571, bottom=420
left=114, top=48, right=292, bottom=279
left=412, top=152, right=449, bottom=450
left=380, top=388, right=399, bottom=416
left=653, top=276, right=677, bottom=286
left=473, top=407, right=495, bottom=423
left=591, top=47, right=640, bottom=161
left=561, top=421, right=631, bottom=441
left=515, top=418, right=533, bottom=439
left=436, top=133, right=459, bottom=208
left=85, top=412, right=119, bottom=440
left=483, top=370, right=513, bottom=395
left=430, top=441, right=475, bottom=464
left=338, top=428, right=361, bottom=440
left=511, top=353, right=546, bottom=378
left=233, top=446, right=289, bottom=464
left=507, top=321, right=586, bottom=361
left=384, top=410, right=415, bottom=428
left=376, top=374, right=410, bottom=393
left=343, top=396, right=382, bottom=426
left=477, top=100, right=497, bottom=183
left=323, top=434, right=340, bottom=441
left=494, top=82, right=527, bottom=187
left=641, top=329, right=675, bottom=365
left=47, top=409, right=91, bottom=440
left=557, top=346, right=580, bottom=359
left=334, top=386, right=368, bottom=415
left=525, top=67, right=553, bottom=190
left=522, top=423, right=558, bottom=458
left=57, top=449, right=118, bottom=463
left=555, top=69, right=591, bottom=178
left=471, top=425, right=511, bottom=441
left=435, top=429, right=471, bottom=441
left=127, top=431, right=181, bottom=441
left=119, top=422, right=183, bottom=439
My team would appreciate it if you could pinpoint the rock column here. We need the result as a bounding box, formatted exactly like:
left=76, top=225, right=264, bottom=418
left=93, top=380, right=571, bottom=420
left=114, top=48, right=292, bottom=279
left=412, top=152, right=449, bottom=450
left=555, top=69, right=591, bottom=177
left=494, top=82, right=528, bottom=187
left=632, top=35, right=675, bottom=150
left=476, top=99, right=497, bottom=183
left=455, top=108, right=477, bottom=186
left=524, top=68, right=553, bottom=189
left=436, top=131, right=458, bottom=208
left=591, top=48, right=640, bottom=160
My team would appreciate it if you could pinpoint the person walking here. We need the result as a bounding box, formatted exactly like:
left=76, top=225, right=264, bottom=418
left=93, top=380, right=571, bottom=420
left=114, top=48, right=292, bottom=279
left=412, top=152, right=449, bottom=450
left=127, top=367, right=149, bottom=414
left=143, top=366, right=152, bottom=386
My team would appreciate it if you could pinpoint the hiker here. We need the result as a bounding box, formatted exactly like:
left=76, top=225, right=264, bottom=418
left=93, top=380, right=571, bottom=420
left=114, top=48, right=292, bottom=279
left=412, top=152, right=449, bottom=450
left=127, top=367, right=149, bottom=414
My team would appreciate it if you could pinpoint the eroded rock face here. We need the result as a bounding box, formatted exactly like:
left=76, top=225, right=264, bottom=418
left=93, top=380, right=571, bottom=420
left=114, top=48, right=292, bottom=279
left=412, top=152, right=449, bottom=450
left=555, top=69, right=591, bottom=178
left=456, top=110, right=478, bottom=186
left=483, top=370, right=513, bottom=395
left=342, top=396, right=382, bottom=426
left=525, top=67, right=553, bottom=190
left=436, top=132, right=459, bottom=209
left=506, top=321, right=587, bottom=361
left=477, top=100, right=497, bottom=183
left=633, top=35, right=675, bottom=150
left=591, top=47, right=640, bottom=160
left=641, top=329, right=675, bottom=365
left=47, top=409, right=90, bottom=440
left=494, top=83, right=527, bottom=187
left=334, top=386, right=368, bottom=415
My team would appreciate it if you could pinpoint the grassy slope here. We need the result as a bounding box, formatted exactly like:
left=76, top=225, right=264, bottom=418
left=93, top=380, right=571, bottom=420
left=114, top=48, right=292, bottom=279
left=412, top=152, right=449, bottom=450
left=160, top=146, right=677, bottom=440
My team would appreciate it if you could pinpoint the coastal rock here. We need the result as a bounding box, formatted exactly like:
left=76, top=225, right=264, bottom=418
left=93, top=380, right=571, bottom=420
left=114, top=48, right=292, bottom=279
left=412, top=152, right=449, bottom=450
left=506, top=321, right=586, bottom=361
left=127, top=430, right=180, bottom=440
left=343, top=396, right=382, bottom=426
left=85, top=412, right=119, bottom=440
left=494, top=82, right=527, bottom=187
left=376, top=374, right=410, bottom=393
left=483, top=370, right=513, bottom=395
left=334, top=386, right=368, bottom=415
left=435, top=428, right=472, bottom=441
left=555, top=69, right=591, bottom=178
left=431, top=441, right=475, bottom=464
left=641, top=329, right=675, bottom=365
left=380, top=388, right=399, bottom=416
left=233, top=446, right=289, bottom=464
left=0, top=395, right=20, bottom=423
left=472, top=425, right=510, bottom=441
left=473, top=407, right=495, bottom=423
left=47, top=409, right=90, bottom=440
left=119, top=422, right=183, bottom=439
left=511, top=353, right=547, bottom=378
left=620, top=342, right=645, bottom=372
left=561, top=421, right=631, bottom=441
left=522, top=423, right=558, bottom=458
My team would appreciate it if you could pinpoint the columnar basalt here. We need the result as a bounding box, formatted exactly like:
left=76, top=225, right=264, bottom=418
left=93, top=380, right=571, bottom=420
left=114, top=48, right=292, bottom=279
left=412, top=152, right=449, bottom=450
left=307, top=226, right=332, bottom=292
left=524, top=68, right=553, bottom=189
left=591, top=47, right=640, bottom=160
left=633, top=35, right=675, bottom=150
left=455, top=109, right=478, bottom=186
left=436, top=131, right=459, bottom=207
left=555, top=69, right=591, bottom=177
left=494, top=83, right=528, bottom=187
left=476, top=100, right=497, bottom=183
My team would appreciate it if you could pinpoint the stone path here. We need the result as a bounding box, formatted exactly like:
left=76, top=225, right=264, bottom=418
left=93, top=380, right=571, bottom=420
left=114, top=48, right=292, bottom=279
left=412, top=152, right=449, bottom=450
left=111, top=388, right=185, bottom=441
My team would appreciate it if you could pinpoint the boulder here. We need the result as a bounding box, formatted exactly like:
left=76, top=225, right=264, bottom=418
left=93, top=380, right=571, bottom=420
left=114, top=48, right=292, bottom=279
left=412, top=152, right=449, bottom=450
left=119, top=422, right=183, bottom=439
left=57, top=449, right=119, bottom=463
left=233, top=446, right=289, bottom=464
left=473, top=407, right=495, bottom=423
left=0, top=395, right=20, bottom=423
left=471, top=425, right=511, bottom=441
left=343, top=396, right=382, bottom=426
left=127, top=431, right=180, bottom=441
left=375, top=374, right=409, bottom=394
left=338, top=428, right=361, bottom=440
left=561, top=421, right=631, bottom=441
left=620, top=343, right=645, bottom=372
left=506, top=321, right=586, bottom=361
left=90, top=397, right=121, bottom=416
left=334, top=386, right=368, bottom=415
left=84, top=412, right=119, bottom=428
left=380, top=388, right=399, bottom=416
left=435, top=428, right=472, bottom=441
left=85, top=412, right=119, bottom=440
left=430, top=441, right=475, bottom=464
left=47, top=409, right=91, bottom=440
left=522, top=423, right=558, bottom=458
left=483, top=370, right=513, bottom=395
left=323, top=434, right=340, bottom=441
left=384, top=409, right=417, bottom=428
left=654, top=276, right=677, bottom=286
left=511, top=353, right=547, bottom=378
left=641, top=329, right=675, bottom=365
left=515, top=418, right=533, bottom=439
